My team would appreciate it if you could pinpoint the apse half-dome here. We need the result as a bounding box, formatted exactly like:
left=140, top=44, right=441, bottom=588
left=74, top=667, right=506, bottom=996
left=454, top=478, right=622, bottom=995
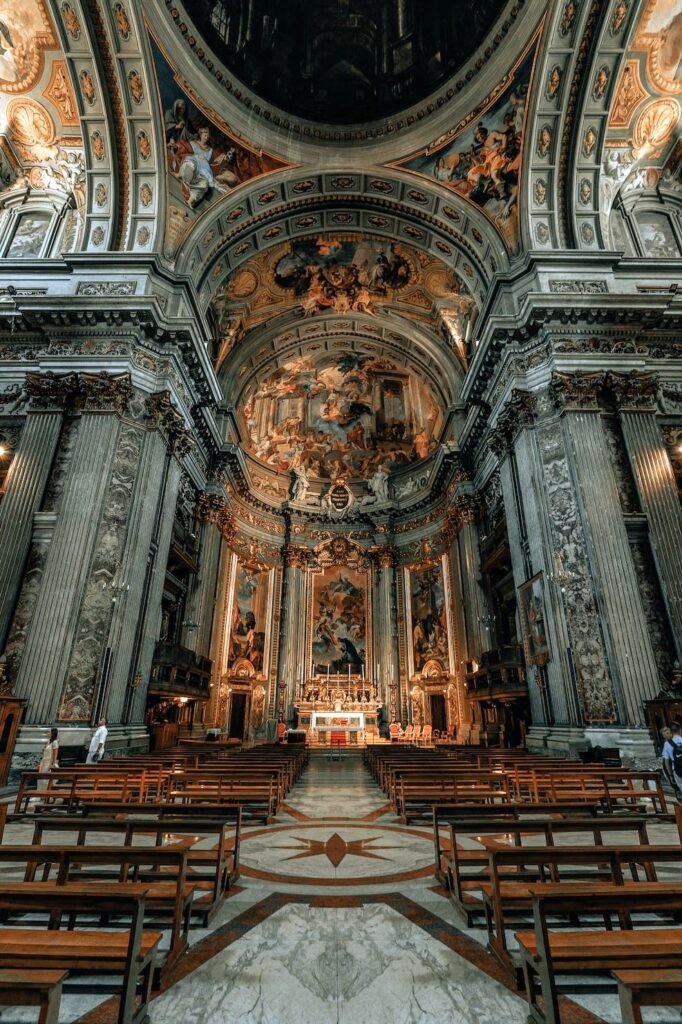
left=241, top=351, right=442, bottom=485
left=187, top=0, right=507, bottom=125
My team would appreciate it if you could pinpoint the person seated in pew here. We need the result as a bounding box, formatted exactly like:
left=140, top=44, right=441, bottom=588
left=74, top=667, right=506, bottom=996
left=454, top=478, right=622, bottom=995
left=661, top=723, right=682, bottom=799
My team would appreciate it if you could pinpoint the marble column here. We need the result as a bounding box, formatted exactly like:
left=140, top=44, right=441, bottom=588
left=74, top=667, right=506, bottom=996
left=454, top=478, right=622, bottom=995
left=191, top=493, right=233, bottom=660
left=615, top=374, right=682, bottom=648
left=552, top=373, right=659, bottom=725
left=277, top=546, right=308, bottom=721
left=15, top=407, right=122, bottom=723
left=207, top=547, right=237, bottom=729
left=373, top=546, right=399, bottom=721
left=452, top=494, right=490, bottom=662
left=0, top=373, right=76, bottom=650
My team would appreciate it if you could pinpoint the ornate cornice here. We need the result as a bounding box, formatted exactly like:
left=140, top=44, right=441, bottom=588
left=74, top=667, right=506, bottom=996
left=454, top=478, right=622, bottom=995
left=488, top=388, right=536, bottom=457
left=195, top=491, right=236, bottom=542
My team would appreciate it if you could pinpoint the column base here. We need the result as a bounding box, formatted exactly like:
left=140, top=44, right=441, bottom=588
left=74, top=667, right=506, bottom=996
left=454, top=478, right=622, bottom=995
left=526, top=724, right=657, bottom=767
left=526, top=725, right=590, bottom=758
left=9, top=724, right=150, bottom=782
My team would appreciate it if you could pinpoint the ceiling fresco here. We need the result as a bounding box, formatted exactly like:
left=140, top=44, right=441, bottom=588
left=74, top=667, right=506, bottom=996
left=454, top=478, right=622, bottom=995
left=211, top=234, right=477, bottom=372
left=0, top=0, right=84, bottom=249
left=148, top=32, right=289, bottom=257
left=393, top=42, right=538, bottom=253
left=241, top=351, right=442, bottom=486
left=601, top=0, right=682, bottom=238
left=182, top=0, right=506, bottom=126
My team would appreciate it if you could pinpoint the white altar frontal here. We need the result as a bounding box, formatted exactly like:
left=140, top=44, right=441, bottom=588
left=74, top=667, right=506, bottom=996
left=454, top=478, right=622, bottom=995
left=311, top=711, right=366, bottom=732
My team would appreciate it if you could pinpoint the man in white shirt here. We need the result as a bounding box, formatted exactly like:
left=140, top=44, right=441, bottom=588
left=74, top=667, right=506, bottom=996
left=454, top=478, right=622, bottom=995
left=661, top=723, right=682, bottom=797
left=86, top=717, right=108, bottom=764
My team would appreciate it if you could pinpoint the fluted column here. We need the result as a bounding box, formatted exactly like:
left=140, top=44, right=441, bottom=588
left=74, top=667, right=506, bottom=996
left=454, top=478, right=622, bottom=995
left=192, top=493, right=234, bottom=659
left=373, top=545, right=399, bottom=721
left=449, top=493, right=489, bottom=661
left=552, top=373, right=658, bottom=725
left=614, top=373, right=682, bottom=646
left=277, top=545, right=308, bottom=722
left=0, top=373, right=77, bottom=649
left=15, top=406, right=122, bottom=722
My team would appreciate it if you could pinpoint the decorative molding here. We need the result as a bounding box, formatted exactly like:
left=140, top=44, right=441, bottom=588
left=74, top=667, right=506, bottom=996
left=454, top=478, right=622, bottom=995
left=550, top=370, right=604, bottom=411
left=548, top=279, right=608, bottom=294
left=606, top=370, right=659, bottom=411
left=25, top=371, right=80, bottom=411
left=551, top=370, right=659, bottom=412
left=78, top=372, right=133, bottom=413
left=75, top=281, right=138, bottom=296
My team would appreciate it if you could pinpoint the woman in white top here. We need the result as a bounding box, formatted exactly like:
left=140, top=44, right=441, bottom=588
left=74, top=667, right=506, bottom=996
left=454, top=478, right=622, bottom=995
left=31, top=728, right=59, bottom=805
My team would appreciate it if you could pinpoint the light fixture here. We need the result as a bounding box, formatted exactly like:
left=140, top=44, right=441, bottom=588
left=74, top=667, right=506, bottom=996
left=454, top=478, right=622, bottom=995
left=0, top=446, right=5, bottom=457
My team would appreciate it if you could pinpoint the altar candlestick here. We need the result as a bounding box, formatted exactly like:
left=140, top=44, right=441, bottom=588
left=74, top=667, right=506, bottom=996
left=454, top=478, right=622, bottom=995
left=361, top=663, right=365, bottom=680
left=348, top=664, right=351, bottom=681
left=327, top=665, right=330, bottom=682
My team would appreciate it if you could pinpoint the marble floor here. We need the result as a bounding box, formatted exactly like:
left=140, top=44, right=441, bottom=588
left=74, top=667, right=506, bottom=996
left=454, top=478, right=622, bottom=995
left=1, top=751, right=681, bottom=1023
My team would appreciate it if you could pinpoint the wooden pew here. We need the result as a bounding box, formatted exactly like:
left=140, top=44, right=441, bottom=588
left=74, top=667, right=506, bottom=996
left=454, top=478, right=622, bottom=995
left=516, top=886, right=682, bottom=1024
left=482, top=837, right=682, bottom=964
left=0, top=886, right=160, bottom=1024
left=30, top=811, right=240, bottom=923
left=0, top=969, right=67, bottom=1024
left=613, top=969, right=682, bottom=1024
left=0, top=845, right=193, bottom=972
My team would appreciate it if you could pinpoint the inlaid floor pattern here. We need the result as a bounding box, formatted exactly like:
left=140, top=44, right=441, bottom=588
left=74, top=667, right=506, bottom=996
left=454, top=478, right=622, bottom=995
left=3, top=751, right=679, bottom=1023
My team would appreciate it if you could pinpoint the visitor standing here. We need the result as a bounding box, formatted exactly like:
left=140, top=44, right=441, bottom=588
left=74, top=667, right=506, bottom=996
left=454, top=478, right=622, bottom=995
left=661, top=723, right=682, bottom=798
left=86, top=717, right=108, bottom=764
left=29, top=728, right=59, bottom=808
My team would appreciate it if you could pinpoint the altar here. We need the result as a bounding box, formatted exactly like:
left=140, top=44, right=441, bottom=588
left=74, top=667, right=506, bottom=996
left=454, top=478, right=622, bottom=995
left=295, top=679, right=382, bottom=744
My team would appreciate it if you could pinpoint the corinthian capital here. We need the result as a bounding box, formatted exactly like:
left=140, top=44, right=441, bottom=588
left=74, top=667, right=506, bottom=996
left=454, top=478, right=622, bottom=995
left=78, top=372, right=133, bottom=413
left=195, top=491, right=236, bottom=541
left=488, top=389, right=536, bottom=457
left=605, top=370, right=659, bottom=411
left=284, top=544, right=312, bottom=570
left=25, top=371, right=79, bottom=410
left=550, top=371, right=604, bottom=411
left=374, top=543, right=398, bottom=569
left=149, top=390, right=193, bottom=458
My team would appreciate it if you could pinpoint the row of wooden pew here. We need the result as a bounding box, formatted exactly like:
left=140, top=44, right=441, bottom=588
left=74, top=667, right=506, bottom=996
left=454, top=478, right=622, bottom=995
left=365, top=743, right=682, bottom=1024
left=0, top=741, right=307, bottom=1023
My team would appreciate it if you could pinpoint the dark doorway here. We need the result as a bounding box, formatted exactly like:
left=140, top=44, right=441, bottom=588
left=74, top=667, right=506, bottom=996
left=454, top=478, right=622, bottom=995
left=429, top=693, right=447, bottom=733
left=228, top=693, right=247, bottom=740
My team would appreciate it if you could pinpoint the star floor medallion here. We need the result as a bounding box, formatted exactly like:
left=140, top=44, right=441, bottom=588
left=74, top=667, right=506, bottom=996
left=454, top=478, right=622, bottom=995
left=277, top=832, right=399, bottom=867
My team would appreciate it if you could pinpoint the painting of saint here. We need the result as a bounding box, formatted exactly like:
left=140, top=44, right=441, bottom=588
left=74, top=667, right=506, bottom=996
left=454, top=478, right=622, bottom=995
left=518, top=573, right=550, bottom=666
left=312, top=566, right=366, bottom=675
left=243, top=352, right=439, bottom=484
left=410, top=565, right=450, bottom=673
left=273, top=237, right=411, bottom=316
left=6, top=211, right=50, bottom=257
left=228, top=566, right=269, bottom=674
left=636, top=212, right=680, bottom=258
left=150, top=35, right=283, bottom=213
left=396, top=47, right=536, bottom=252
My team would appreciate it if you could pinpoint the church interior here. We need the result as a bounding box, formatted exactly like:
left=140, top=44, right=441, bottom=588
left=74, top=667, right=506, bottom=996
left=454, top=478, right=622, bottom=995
left=0, top=0, right=681, bottom=1021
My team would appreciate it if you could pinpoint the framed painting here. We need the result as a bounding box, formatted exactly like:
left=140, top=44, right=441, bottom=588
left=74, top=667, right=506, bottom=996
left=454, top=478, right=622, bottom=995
left=518, top=572, right=550, bottom=666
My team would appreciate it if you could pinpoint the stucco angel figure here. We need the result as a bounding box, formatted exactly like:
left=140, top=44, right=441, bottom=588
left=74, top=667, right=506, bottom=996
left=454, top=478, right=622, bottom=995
left=291, top=460, right=310, bottom=503
left=172, top=127, right=240, bottom=208
left=368, top=464, right=390, bottom=503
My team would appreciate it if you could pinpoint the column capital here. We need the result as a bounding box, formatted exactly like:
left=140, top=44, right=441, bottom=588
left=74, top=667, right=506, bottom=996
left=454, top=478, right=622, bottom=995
left=77, top=371, right=133, bottom=413
left=606, top=370, right=659, bottom=411
left=283, top=543, right=312, bottom=570
left=488, top=389, right=536, bottom=457
left=25, top=371, right=80, bottom=411
left=550, top=370, right=605, bottom=411
left=445, top=492, right=484, bottom=539
left=373, top=543, right=398, bottom=569
left=148, top=390, right=193, bottom=457
left=195, top=491, right=236, bottom=542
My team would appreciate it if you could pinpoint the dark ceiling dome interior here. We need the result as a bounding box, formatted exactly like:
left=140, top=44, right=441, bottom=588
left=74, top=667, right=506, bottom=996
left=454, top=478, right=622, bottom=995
left=189, top=0, right=507, bottom=124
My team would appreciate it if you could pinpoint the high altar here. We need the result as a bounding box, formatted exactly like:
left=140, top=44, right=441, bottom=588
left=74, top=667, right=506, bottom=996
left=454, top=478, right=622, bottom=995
left=295, top=678, right=382, bottom=743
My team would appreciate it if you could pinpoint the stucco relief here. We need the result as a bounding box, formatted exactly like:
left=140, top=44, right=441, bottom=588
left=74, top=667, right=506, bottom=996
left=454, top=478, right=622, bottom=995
left=58, top=422, right=143, bottom=721
left=536, top=415, right=617, bottom=723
